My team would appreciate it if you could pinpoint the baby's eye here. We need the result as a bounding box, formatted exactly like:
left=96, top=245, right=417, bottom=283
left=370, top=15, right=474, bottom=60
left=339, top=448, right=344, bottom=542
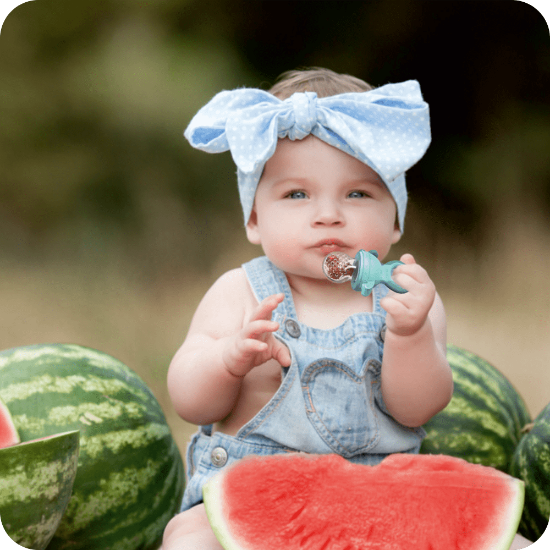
left=348, top=191, right=370, bottom=199
left=285, top=190, right=308, bottom=199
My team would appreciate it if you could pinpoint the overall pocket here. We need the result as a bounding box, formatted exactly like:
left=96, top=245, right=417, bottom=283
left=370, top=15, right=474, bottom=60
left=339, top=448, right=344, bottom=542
left=301, top=358, right=381, bottom=457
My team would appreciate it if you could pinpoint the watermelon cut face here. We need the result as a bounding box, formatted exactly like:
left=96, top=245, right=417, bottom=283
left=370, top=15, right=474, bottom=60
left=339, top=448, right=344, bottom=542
left=203, top=453, right=524, bottom=550
left=0, top=398, right=19, bottom=449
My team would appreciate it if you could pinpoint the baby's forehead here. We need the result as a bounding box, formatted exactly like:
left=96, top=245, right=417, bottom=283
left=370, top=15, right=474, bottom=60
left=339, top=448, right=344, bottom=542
left=261, top=136, right=386, bottom=184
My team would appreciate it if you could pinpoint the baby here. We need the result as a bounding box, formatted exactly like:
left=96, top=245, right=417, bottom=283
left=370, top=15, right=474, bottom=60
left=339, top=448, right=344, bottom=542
left=163, top=68, right=455, bottom=550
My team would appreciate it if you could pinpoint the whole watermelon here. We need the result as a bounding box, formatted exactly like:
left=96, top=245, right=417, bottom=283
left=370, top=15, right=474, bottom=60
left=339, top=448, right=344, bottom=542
left=509, top=401, right=550, bottom=542
left=420, top=344, right=531, bottom=473
left=0, top=343, right=184, bottom=550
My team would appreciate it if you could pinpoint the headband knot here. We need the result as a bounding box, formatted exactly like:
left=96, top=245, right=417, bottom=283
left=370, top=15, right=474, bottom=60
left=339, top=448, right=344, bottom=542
left=184, top=80, right=431, bottom=232
left=288, top=92, right=318, bottom=140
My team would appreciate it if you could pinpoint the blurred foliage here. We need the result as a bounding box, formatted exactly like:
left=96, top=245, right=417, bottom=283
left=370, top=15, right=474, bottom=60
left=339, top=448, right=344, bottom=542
left=0, top=0, right=549, bottom=278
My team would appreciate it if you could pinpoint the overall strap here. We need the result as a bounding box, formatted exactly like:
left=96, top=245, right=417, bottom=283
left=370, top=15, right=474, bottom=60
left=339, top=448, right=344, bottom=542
left=242, top=257, right=297, bottom=320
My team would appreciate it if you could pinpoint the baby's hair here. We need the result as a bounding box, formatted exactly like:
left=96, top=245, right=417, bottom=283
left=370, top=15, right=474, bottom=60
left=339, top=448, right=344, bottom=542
left=268, top=67, right=373, bottom=99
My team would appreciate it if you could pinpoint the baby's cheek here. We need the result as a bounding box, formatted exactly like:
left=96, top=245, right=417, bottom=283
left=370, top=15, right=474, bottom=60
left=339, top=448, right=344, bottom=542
left=264, top=241, right=302, bottom=271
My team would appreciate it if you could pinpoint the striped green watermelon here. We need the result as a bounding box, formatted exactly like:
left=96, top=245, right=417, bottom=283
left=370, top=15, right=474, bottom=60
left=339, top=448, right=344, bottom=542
left=0, top=430, right=79, bottom=550
left=420, top=344, right=531, bottom=472
left=0, top=343, right=185, bottom=550
left=509, top=401, right=550, bottom=542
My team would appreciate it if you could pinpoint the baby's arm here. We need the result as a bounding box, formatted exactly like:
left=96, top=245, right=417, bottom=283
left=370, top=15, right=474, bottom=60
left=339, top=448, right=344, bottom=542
left=380, top=254, right=453, bottom=427
left=167, top=269, right=290, bottom=426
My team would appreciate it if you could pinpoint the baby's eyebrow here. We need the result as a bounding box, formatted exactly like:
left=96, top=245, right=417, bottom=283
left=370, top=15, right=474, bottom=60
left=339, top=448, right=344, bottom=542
left=269, top=176, right=309, bottom=188
left=263, top=174, right=386, bottom=191
left=346, top=175, right=385, bottom=188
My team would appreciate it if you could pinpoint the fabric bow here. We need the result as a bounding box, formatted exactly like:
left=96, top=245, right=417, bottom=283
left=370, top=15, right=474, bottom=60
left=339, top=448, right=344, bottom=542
left=184, top=80, right=431, bottom=231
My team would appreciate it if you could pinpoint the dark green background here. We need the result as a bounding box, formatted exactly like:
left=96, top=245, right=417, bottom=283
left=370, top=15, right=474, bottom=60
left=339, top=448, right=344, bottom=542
left=1, top=0, right=549, bottom=275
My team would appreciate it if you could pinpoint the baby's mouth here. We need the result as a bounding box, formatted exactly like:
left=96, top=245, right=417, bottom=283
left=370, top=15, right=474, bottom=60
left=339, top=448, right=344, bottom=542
left=311, top=239, right=348, bottom=255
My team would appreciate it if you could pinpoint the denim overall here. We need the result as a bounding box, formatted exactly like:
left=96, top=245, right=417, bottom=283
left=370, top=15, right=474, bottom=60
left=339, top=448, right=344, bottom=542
left=180, top=256, right=425, bottom=511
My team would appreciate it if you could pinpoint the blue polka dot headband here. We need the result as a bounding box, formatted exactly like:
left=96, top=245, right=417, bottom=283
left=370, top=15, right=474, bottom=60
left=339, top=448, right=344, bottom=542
left=184, top=80, right=431, bottom=232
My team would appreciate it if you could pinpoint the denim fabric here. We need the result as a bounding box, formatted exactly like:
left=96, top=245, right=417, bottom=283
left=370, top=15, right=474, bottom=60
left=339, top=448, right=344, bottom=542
left=180, top=257, right=425, bottom=511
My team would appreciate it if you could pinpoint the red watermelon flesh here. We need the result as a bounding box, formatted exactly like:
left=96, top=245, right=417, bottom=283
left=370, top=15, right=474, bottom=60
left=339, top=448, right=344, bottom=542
left=0, top=398, right=19, bottom=449
left=203, top=453, right=524, bottom=550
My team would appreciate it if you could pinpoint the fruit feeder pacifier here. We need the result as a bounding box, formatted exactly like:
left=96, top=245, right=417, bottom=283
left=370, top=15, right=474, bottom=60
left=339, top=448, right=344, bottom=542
left=323, top=250, right=408, bottom=297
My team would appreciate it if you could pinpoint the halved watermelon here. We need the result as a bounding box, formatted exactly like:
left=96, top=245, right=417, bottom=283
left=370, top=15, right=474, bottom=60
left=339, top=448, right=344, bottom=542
left=0, top=430, right=79, bottom=550
left=203, top=453, right=524, bottom=550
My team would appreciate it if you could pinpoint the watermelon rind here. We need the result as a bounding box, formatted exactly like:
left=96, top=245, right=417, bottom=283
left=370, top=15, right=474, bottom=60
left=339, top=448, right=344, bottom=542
left=0, top=430, right=79, bottom=550
left=509, top=401, right=550, bottom=542
left=203, top=474, right=244, bottom=550
left=421, top=344, right=531, bottom=472
left=499, top=479, right=526, bottom=550
left=0, top=343, right=185, bottom=550
left=203, top=453, right=525, bottom=550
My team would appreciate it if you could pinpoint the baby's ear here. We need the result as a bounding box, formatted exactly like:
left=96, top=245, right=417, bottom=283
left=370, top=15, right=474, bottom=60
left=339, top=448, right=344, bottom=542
left=391, top=221, right=402, bottom=245
left=245, top=208, right=261, bottom=245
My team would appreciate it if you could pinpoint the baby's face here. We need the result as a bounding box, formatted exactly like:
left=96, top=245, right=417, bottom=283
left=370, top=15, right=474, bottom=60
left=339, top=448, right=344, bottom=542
left=246, top=136, right=401, bottom=280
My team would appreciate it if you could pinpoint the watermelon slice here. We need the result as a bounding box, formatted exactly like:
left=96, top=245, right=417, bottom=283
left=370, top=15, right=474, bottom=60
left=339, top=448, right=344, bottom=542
left=0, top=398, right=19, bottom=449
left=203, top=453, right=524, bottom=550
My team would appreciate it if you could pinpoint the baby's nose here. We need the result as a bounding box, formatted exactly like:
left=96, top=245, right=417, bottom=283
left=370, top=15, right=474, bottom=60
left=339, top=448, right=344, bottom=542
left=313, top=200, right=344, bottom=226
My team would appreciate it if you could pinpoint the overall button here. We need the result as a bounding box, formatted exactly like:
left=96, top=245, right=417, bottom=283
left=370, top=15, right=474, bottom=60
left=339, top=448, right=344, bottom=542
left=285, top=319, right=301, bottom=338
left=211, top=447, right=228, bottom=467
left=380, top=324, right=387, bottom=342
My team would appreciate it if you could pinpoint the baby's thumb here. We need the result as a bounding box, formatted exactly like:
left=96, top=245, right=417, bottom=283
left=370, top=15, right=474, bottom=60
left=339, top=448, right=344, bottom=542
left=273, top=340, right=291, bottom=367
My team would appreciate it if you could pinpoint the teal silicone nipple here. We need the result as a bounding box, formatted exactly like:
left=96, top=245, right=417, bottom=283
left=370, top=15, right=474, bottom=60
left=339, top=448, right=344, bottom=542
left=322, top=250, right=408, bottom=297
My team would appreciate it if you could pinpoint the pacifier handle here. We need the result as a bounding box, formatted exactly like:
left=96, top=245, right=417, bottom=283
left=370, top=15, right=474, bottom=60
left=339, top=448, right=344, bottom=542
left=380, top=260, right=408, bottom=294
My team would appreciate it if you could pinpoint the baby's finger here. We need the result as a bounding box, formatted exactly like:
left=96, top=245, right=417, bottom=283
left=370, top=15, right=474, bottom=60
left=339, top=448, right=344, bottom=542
left=272, top=340, right=291, bottom=367
left=240, top=338, right=268, bottom=356
left=391, top=271, right=421, bottom=294
left=242, top=319, right=280, bottom=341
left=380, top=293, right=411, bottom=316
left=251, top=293, right=285, bottom=322
left=392, top=263, right=429, bottom=287
left=399, top=253, right=416, bottom=265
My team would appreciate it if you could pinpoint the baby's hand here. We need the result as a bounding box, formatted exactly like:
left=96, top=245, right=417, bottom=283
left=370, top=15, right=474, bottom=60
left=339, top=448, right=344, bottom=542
left=380, top=254, right=436, bottom=337
left=222, top=293, right=291, bottom=377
